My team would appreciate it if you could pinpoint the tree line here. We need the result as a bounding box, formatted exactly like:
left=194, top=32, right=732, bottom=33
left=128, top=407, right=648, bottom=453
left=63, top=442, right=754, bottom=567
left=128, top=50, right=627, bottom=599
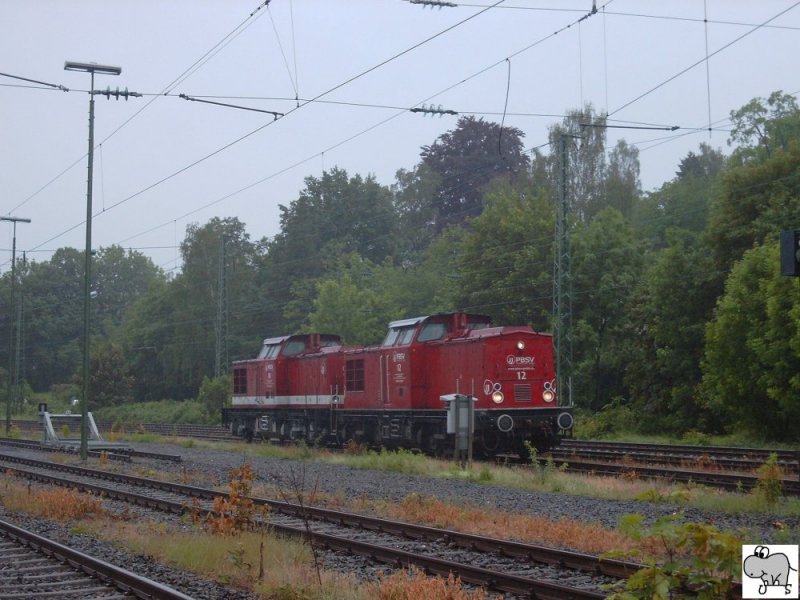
left=1, top=93, right=798, bottom=441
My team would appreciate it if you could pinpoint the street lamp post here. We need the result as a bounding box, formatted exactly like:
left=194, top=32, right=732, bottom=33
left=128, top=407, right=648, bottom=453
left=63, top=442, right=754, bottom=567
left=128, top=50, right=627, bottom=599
left=64, top=61, right=121, bottom=460
left=2, top=216, right=31, bottom=435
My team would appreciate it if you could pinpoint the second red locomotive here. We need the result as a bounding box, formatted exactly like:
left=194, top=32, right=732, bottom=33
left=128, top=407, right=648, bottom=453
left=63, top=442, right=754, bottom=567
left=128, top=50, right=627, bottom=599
left=223, top=312, right=573, bottom=456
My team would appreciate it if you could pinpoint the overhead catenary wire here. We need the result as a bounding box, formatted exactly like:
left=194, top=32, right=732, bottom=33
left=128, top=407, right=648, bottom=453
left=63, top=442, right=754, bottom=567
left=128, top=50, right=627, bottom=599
left=21, top=0, right=509, bottom=257
left=0, top=71, right=68, bottom=92
left=267, top=2, right=299, bottom=98
left=5, top=0, right=793, bottom=274
left=93, top=0, right=613, bottom=251
left=608, top=0, right=800, bottom=117
left=3, top=0, right=272, bottom=218
left=703, top=0, right=713, bottom=137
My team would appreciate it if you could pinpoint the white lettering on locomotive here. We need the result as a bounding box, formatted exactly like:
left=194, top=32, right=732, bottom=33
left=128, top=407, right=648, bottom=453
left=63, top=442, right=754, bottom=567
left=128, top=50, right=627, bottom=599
left=506, top=355, right=535, bottom=368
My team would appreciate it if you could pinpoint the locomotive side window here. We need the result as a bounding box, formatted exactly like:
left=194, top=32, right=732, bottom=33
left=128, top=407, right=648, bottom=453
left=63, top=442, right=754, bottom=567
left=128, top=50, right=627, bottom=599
left=282, top=340, right=306, bottom=356
left=232, top=368, right=247, bottom=394
left=346, top=359, right=365, bottom=391
left=417, top=322, right=446, bottom=342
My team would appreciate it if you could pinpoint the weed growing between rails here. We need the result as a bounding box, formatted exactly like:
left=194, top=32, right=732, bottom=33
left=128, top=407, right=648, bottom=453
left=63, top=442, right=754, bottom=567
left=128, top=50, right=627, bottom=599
left=753, top=452, right=785, bottom=510
left=0, top=478, right=106, bottom=521
left=386, top=492, right=637, bottom=555
left=204, top=463, right=265, bottom=535
left=277, top=462, right=324, bottom=586
left=370, top=566, right=500, bottom=599
left=524, top=441, right=568, bottom=486
left=0, top=472, right=499, bottom=598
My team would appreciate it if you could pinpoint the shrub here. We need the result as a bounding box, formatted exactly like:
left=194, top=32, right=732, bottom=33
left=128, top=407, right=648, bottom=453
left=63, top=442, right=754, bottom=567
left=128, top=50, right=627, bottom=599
left=198, top=374, right=232, bottom=419
left=372, top=566, right=497, bottom=599
left=753, top=452, right=784, bottom=509
left=605, top=513, right=741, bottom=599
left=206, top=463, right=266, bottom=536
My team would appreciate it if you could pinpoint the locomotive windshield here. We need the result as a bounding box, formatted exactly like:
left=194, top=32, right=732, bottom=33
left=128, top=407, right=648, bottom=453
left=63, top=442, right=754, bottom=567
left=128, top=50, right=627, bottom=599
left=417, top=322, right=446, bottom=342
left=383, top=326, right=416, bottom=346
left=257, top=344, right=280, bottom=359
left=282, top=340, right=307, bottom=356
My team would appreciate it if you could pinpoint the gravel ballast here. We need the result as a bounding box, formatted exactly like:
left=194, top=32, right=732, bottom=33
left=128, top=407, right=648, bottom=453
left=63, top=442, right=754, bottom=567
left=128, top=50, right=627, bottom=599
left=1, top=441, right=797, bottom=599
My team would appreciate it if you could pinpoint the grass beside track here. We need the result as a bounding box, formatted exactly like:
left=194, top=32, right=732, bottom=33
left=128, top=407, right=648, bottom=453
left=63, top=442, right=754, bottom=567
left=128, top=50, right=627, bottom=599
left=116, top=433, right=800, bottom=520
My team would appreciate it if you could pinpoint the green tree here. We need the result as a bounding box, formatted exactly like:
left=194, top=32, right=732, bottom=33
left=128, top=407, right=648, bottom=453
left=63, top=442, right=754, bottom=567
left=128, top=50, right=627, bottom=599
left=172, top=217, right=257, bottom=393
left=675, top=142, right=725, bottom=181
left=391, top=164, right=441, bottom=264
left=198, top=374, right=231, bottom=420
left=707, top=140, right=800, bottom=271
left=605, top=139, right=641, bottom=220
left=701, top=243, right=800, bottom=441
left=729, top=90, right=800, bottom=163
left=74, top=342, right=134, bottom=409
left=455, top=177, right=553, bottom=328
left=121, top=278, right=179, bottom=402
left=307, top=274, right=387, bottom=345
left=624, top=231, right=720, bottom=433
left=17, top=248, right=84, bottom=391
left=92, top=245, right=163, bottom=337
left=634, top=144, right=723, bottom=250
left=571, top=208, right=644, bottom=410
left=547, top=105, right=608, bottom=223
left=261, top=168, right=396, bottom=332
left=421, top=115, right=529, bottom=230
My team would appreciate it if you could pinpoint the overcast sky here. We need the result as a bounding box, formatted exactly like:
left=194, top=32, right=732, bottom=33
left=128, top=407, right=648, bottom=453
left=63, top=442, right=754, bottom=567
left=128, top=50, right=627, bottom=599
left=2, top=0, right=798, bottom=274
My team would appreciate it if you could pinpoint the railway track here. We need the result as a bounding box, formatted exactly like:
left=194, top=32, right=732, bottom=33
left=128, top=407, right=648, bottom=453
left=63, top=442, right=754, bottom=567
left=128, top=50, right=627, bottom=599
left=0, top=451, right=637, bottom=599
left=543, top=455, right=800, bottom=494
left=9, top=419, right=237, bottom=442
left=0, top=518, right=193, bottom=599
left=558, top=439, right=799, bottom=473
left=0, top=437, right=182, bottom=463
left=11, top=418, right=798, bottom=493
left=549, top=439, right=800, bottom=493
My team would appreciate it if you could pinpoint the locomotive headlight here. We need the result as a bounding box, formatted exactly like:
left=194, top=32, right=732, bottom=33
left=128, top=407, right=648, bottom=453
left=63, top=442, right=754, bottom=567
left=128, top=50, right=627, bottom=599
left=542, top=389, right=555, bottom=403
left=492, top=390, right=504, bottom=404
left=516, top=340, right=525, bottom=351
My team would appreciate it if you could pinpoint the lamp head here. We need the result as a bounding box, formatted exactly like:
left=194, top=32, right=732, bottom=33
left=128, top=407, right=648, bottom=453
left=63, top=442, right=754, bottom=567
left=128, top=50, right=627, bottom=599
left=64, top=61, right=121, bottom=75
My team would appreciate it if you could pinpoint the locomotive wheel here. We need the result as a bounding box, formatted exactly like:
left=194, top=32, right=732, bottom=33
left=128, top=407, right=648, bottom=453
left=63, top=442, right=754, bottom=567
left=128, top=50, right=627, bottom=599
left=480, top=429, right=501, bottom=453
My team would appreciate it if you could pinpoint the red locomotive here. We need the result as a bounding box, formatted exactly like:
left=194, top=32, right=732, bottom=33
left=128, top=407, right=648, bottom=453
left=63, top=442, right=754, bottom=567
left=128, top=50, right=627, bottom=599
left=222, top=312, right=573, bottom=456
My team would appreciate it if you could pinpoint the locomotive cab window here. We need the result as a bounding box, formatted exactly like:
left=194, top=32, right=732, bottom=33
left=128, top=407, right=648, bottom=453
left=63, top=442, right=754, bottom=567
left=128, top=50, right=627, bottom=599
left=257, top=344, right=280, bottom=359
left=397, top=327, right=415, bottom=345
left=383, top=326, right=416, bottom=346
left=282, top=340, right=306, bottom=356
left=383, top=329, right=400, bottom=346
left=417, top=322, right=446, bottom=342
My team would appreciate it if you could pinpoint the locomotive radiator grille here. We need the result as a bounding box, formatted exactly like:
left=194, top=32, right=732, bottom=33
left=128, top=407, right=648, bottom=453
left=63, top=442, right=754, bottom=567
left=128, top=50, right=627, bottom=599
left=514, top=384, right=531, bottom=402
